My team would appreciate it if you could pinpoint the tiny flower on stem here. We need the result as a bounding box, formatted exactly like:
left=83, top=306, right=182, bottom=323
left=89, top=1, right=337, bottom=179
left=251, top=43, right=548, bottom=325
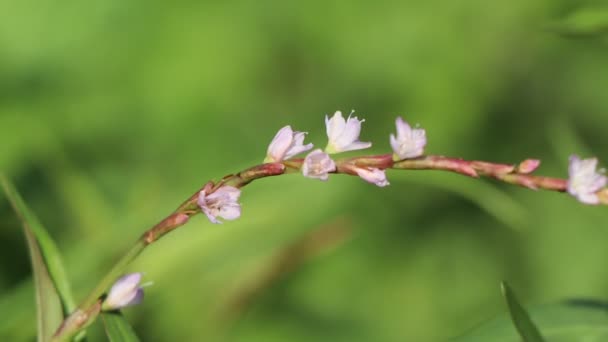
left=517, top=159, right=541, bottom=174
left=567, top=155, right=607, bottom=205
left=102, top=273, right=145, bottom=311
left=198, top=186, right=242, bottom=224
left=264, top=125, right=313, bottom=163
left=354, top=167, right=390, bottom=187
left=325, top=111, right=372, bottom=154
left=302, top=149, right=336, bottom=181
left=390, top=116, right=427, bottom=160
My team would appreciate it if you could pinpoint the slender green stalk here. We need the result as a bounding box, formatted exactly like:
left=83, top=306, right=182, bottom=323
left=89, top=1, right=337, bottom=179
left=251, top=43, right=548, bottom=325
left=52, top=212, right=197, bottom=341
left=80, top=240, right=146, bottom=309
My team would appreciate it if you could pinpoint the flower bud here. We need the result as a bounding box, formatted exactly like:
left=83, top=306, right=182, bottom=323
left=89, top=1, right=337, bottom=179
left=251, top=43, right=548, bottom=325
left=354, top=167, right=389, bottom=187
left=102, top=273, right=145, bottom=311
left=517, top=159, right=541, bottom=174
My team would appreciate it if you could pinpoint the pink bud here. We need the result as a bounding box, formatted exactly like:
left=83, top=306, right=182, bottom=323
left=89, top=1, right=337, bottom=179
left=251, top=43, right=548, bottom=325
left=518, top=159, right=541, bottom=174
left=354, top=167, right=390, bottom=187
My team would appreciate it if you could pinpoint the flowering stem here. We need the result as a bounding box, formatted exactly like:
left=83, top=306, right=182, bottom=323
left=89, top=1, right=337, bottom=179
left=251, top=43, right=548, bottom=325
left=52, top=213, right=195, bottom=340
left=393, top=156, right=568, bottom=191
left=51, top=152, right=598, bottom=340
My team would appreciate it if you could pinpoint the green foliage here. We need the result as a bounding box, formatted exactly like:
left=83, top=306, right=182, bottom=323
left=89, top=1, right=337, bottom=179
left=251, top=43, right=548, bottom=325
left=2, top=0, right=608, bottom=341
left=102, top=312, right=140, bottom=342
left=501, top=282, right=545, bottom=342
left=0, top=176, right=74, bottom=341
left=455, top=298, right=608, bottom=341
left=550, top=7, right=608, bottom=37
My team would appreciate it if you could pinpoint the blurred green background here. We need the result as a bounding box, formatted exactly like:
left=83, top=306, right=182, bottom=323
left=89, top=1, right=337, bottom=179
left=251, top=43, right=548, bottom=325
left=2, top=0, right=608, bottom=341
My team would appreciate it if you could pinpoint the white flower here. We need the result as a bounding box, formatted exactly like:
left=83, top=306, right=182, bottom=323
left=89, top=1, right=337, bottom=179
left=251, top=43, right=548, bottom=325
left=102, top=273, right=145, bottom=311
left=324, top=111, right=372, bottom=154
left=197, top=186, right=242, bottom=224
left=567, top=155, right=607, bottom=205
left=264, top=125, right=313, bottom=163
left=354, top=167, right=389, bottom=187
left=302, top=149, right=336, bottom=181
left=390, top=117, right=427, bottom=160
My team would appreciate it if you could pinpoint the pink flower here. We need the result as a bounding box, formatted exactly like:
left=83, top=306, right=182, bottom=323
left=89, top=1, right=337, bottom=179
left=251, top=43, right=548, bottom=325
left=302, top=149, right=336, bottom=181
left=325, top=111, right=372, bottom=154
left=354, top=167, right=389, bottom=187
left=264, top=125, right=313, bottom=163
left=198, top=186, right=242, bottom=224
left=567, top=155, right=607, bottom=205
left=390, top=117, right=426, bottom=160
left=102, top=273, right=145, bottom=311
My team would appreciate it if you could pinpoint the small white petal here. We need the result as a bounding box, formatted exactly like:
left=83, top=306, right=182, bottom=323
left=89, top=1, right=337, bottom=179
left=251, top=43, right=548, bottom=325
left=302, top=149, right=336, bottom=181
left=395, top=117, right=411, bottom=138
left=325, top=111, right=346, bottom=142
left=198, top=186, right=242, bottom=223
left=218, top=203, right=241, bottom=221
left=324, top=111, right=371, bottom=154
left=202, top=206, right=221, bottom=224
left=265, top=125, right=313, bottom=162
left=126, top=288, right=144, bottom=307
left=354, top=167, right=390, bottom=187
left=265, top=126, right=294, bottom=162
left=390, top=116, right=427, bottom=160
left=567, top=155, right=607, bottom=205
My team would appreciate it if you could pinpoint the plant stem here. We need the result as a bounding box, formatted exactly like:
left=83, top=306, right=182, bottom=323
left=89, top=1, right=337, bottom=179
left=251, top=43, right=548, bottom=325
left=51, top=153, right=600, bottom=340
left=81, top=241, right=146, bottom=309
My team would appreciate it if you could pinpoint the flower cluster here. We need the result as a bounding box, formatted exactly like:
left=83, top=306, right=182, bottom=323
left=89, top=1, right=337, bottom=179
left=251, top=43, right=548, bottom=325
left=267, top=111, right=428, bottom=186
left=193, top=110, right=607, bottom=225
left=195, top=111, right=428, bottom=224
left=102, top=113, right=608, bottom=313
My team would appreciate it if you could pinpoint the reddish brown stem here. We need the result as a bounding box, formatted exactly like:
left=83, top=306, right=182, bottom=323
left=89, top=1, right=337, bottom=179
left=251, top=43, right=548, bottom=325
left=53, top=152, right=589, bottom=341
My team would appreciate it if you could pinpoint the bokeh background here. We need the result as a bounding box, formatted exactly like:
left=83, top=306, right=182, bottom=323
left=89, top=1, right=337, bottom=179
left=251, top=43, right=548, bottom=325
left=2, top=1, right=608, bottom=341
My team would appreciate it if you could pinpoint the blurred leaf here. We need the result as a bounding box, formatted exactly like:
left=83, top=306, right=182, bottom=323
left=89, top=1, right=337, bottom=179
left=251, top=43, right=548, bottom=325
left=0, top=175, right=66, bottom=341
left=398, top=173, right=527, bottom=230
left=0, top=281, right=36, bottom=339
left=0, top=175, right=76, bottom=314
left=452, top=298, right=608, bottom=341
left=101, top=312, right=140, bottom=342
left=501, top=282, right=544, bottom=342
left=548, top=8, right=608, bottom=37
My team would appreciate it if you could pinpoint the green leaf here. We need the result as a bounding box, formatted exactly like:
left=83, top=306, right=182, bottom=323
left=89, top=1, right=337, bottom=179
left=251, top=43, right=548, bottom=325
left=501, top=282, right=545, bottom=342
left=101, top=312, right=141, bottom=342
left=0, top=175, right=77, bottom=341
left=1, top=177, right=62, bottom=341
left=548, top=8, right=608, bottom=37
left=453, top=297, right=608, bottom=342
left=0, top=175, right=76, bottom=313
